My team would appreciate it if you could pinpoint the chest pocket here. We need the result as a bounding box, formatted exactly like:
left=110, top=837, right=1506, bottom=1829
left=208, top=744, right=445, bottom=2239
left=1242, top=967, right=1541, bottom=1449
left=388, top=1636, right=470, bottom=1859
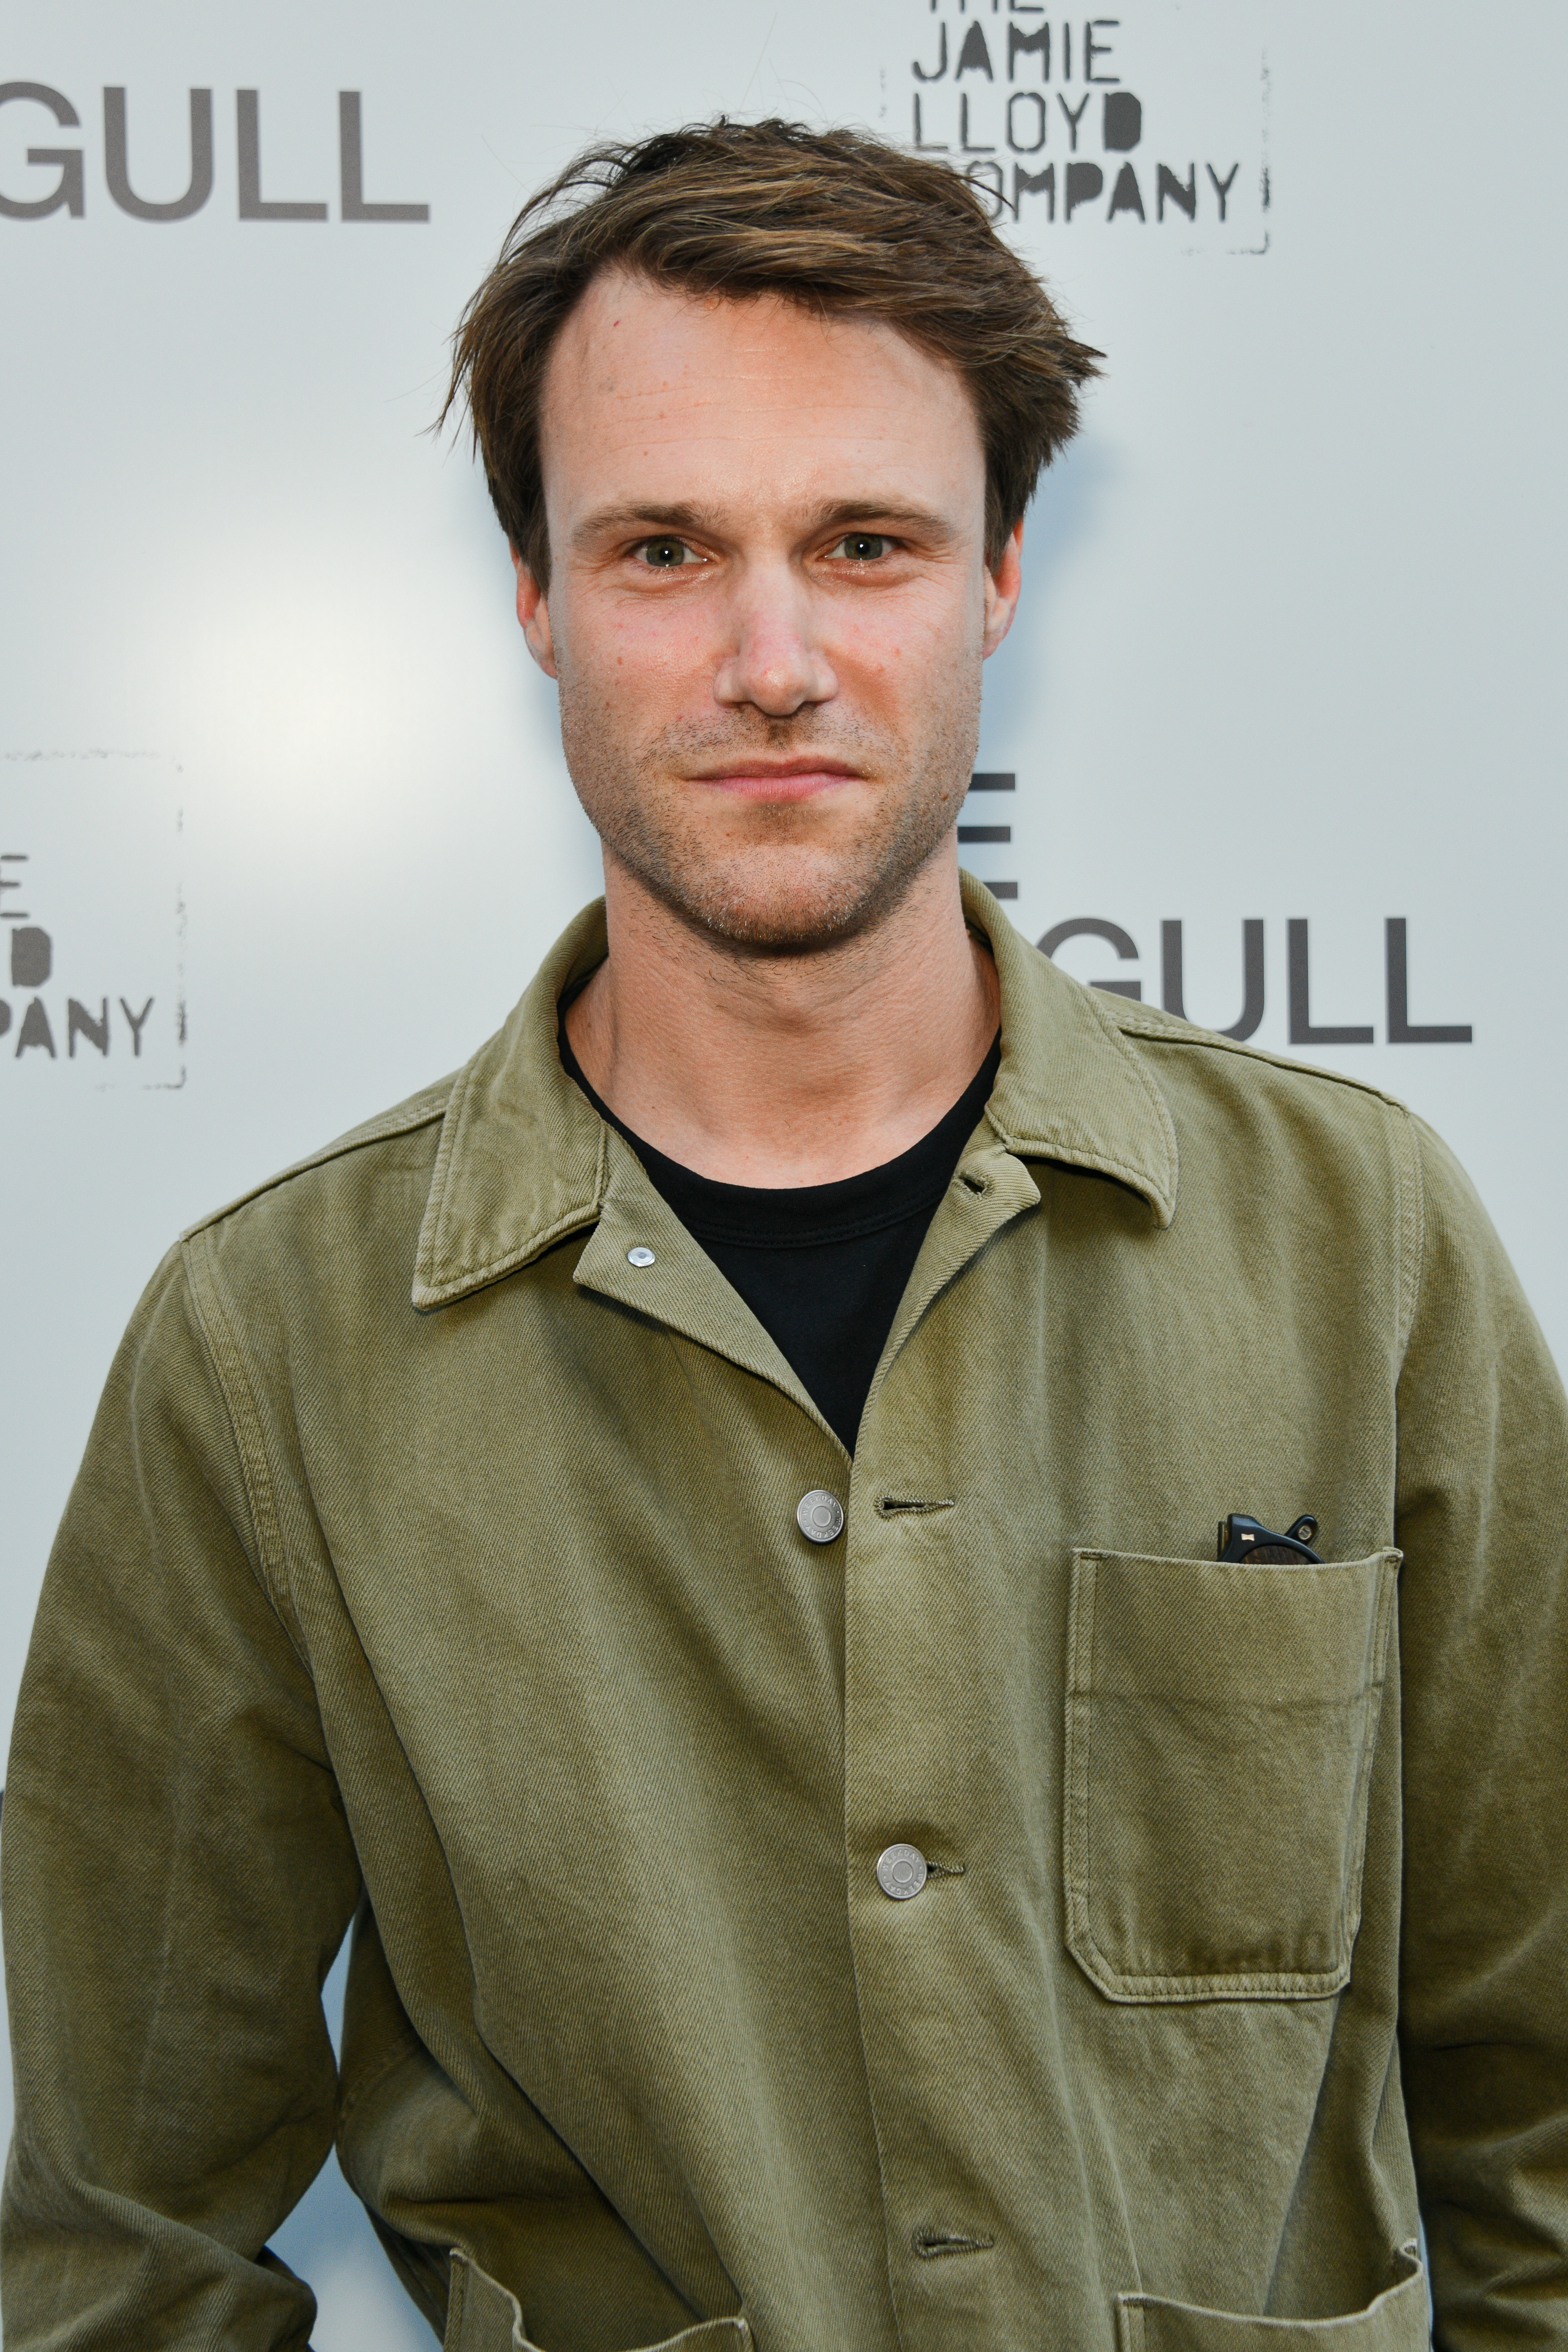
left=446, top=2253, right=752, bottom=2352
left=1064, top=1547, right=1400, bottom=2001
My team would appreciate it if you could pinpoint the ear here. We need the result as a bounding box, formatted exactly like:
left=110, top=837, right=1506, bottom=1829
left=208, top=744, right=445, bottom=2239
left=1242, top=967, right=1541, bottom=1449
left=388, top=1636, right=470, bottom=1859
left=981, top=519, right=1024, bottom=659
left=512, top=544, right=558, bottom=679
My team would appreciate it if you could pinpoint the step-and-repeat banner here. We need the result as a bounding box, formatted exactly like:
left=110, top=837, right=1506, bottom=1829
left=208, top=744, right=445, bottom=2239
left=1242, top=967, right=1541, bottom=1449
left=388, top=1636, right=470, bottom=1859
left=4, top=0, right=1564, bottom=2338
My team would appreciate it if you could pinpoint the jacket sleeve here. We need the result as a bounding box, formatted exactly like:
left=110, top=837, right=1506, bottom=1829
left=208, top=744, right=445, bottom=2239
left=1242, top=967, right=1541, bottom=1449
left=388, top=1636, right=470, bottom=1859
left=1395, top=1116, right=1568, bottom=2345
left=1, top=1246, right=363, bottom=2348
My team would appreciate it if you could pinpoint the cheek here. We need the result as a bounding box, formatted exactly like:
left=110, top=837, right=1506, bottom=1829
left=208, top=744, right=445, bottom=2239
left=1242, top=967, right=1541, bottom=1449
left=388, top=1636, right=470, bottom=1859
left=567, top=597, right=724, bottom=705
left=832, top=585, right=979, bottom=693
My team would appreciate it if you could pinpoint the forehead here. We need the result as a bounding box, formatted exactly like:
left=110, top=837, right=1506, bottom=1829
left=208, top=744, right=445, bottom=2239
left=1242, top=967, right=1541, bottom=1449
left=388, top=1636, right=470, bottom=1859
left=538, top=268, right=985, bottom=521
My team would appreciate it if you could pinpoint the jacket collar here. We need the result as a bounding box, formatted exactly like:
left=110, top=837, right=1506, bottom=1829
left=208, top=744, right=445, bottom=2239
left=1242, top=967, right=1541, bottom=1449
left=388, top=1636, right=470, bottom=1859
left=411, top=874, right=1177, bottom=1312
left=970, top=871, right=1178, bottom=1227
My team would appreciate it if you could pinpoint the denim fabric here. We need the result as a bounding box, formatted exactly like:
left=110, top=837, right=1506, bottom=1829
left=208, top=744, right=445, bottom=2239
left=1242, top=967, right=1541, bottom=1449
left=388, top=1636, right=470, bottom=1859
left=4, top=878, right=1566, bottom=2352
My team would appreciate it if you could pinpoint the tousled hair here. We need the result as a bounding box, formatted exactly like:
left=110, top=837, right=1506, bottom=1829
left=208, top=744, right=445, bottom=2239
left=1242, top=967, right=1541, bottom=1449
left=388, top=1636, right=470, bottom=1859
left=440, top=117, right=1102, bottom=586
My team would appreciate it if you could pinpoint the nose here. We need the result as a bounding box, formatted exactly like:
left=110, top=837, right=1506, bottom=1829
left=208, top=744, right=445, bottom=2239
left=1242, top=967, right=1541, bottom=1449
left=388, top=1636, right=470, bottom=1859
left=712, top=563, right=838, bottom=716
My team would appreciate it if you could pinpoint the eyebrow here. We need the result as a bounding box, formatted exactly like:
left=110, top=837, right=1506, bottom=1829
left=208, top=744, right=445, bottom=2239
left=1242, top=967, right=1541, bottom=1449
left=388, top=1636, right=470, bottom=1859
left=571, top=497, right=960, bottom=549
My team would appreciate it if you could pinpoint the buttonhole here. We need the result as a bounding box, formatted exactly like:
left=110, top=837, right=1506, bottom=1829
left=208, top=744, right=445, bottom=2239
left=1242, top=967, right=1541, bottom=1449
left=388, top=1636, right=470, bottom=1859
left=877, top=1496, right=957, bottom=1518
left=959, top=1172, right=989, bottom=1196
left=913, top=2229, right=995, bottom=2260
left=925, top=1859, right=965, bottom=1879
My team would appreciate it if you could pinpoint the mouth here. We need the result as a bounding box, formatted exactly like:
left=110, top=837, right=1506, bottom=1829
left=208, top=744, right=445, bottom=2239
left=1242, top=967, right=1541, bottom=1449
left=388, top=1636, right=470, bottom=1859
left=687, top=759, right=865, bottom=804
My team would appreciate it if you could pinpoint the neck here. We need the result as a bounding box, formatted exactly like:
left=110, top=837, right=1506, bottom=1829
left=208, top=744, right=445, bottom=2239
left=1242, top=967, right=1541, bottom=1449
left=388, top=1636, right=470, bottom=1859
left=563, top=842, right=1000, bottom=1187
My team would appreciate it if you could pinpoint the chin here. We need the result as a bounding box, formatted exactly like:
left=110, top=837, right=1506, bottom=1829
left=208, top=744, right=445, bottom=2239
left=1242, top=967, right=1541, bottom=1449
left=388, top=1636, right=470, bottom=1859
left=594, top=779, right=960, bottom=956
left=649, top=851, right=911, bottom=954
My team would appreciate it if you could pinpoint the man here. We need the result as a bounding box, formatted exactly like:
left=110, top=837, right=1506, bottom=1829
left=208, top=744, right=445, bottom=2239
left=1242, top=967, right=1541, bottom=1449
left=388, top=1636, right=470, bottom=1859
left=4, top=116, right=1567, bottom=2352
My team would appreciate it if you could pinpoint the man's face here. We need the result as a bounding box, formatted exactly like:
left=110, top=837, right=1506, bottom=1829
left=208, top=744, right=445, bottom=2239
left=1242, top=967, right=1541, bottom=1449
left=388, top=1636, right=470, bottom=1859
left=518, top=267, right=1021, bottom=951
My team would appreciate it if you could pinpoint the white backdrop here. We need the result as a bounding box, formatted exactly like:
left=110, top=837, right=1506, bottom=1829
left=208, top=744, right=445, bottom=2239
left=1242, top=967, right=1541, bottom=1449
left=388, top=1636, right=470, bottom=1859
left=4, top=0, right=1566, bottom=2339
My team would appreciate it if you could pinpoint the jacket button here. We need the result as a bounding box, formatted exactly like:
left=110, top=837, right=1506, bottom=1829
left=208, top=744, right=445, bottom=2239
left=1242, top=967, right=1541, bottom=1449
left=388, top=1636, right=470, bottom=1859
left=796, top=1490, right=845, bottom=1544
left=627, top=1246, right=656, bottom=1267
left=876, top=1843, right=929, bottom=1900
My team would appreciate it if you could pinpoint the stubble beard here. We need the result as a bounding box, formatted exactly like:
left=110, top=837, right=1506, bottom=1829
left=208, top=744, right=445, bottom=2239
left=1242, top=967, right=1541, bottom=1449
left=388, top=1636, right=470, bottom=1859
left=558, top=681, right=982, bottom=956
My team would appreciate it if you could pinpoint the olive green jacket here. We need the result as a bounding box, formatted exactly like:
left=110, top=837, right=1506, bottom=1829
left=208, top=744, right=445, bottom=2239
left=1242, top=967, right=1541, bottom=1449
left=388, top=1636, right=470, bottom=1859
left=6, top=879, right=1568, bottom=2352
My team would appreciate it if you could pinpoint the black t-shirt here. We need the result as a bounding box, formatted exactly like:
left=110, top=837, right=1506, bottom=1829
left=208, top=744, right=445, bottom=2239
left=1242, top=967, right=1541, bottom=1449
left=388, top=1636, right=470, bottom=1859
left=559, top=1026, right=1002, bottom=1454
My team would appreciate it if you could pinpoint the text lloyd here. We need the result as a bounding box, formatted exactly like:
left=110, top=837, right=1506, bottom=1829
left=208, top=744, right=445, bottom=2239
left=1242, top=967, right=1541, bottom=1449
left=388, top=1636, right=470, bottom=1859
left=1042, top=918, right=1472, bottom=1045
left=0, top=84, right=427, bottom=222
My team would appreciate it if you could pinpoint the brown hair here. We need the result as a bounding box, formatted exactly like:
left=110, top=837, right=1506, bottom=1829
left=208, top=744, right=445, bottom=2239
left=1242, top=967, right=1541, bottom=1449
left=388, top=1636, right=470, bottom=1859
left=441, top=118, right=1101, bottom=587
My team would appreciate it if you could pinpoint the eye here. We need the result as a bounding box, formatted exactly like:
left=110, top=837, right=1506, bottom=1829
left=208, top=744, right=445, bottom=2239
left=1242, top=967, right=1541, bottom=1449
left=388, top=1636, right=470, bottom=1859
left=633, top=536, right=700, bottom=569
left=828, top=532, right=892, bottom=563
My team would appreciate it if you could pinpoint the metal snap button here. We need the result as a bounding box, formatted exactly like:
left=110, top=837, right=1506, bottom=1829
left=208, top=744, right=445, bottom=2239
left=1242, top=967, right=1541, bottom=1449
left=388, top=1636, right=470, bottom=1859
left=626, top=1246, right=656, bottom=1267
left=796, top=1490, right=845, bottom=1544
left=876, top=1843, right=929, bottom=1900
